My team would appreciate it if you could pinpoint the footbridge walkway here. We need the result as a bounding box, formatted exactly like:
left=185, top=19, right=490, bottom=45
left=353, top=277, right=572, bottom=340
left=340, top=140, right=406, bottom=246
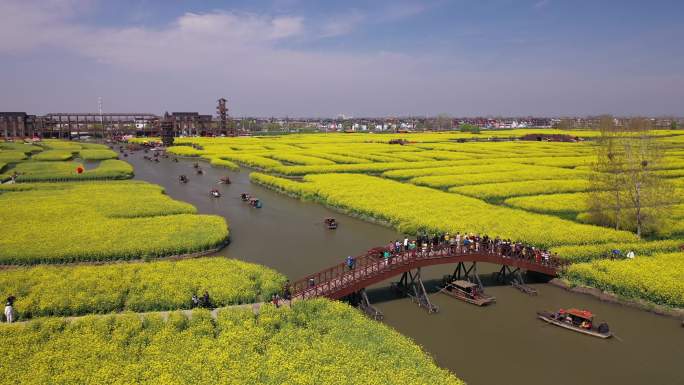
left=291, top=243, right=565, bottom=317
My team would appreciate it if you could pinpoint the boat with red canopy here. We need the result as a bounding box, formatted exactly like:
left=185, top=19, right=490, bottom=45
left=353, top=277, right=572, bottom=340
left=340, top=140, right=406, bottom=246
left=537, top=308, right=612, bottom=339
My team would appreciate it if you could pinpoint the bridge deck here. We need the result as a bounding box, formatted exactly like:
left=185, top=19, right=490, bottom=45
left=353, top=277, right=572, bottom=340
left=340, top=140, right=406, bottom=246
left=292, top=245, right=563, bottom=300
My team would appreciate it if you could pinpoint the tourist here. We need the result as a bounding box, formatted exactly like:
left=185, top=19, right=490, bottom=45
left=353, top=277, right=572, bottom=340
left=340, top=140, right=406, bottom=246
left=283, top=280, right=292, bottom=300
left=191, top=294, right=200, bottom=308
left=383, top=250, right=391, bottom=266
left=308, top=278, right=315, bottom=288
left=346, top=256, right=355, bottom=270
left=611, top=249, right=621, bottom=259
left=403, top=237, right=409, bottom=251
left=201, top=291, right=212, bottom=308
left=4, top=298, right=14, bottom=323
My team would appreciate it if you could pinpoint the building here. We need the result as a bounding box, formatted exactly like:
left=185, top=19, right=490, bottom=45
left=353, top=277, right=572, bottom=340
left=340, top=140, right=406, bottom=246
left=170, top=112, right=213, bottom=136
left=1, top=112, right=28, bottom=138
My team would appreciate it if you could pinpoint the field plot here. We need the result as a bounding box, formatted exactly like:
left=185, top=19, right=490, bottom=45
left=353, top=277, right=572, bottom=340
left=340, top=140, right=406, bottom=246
left=0, top=181, right=228, bottom=264
left=566, top=252, right=684, bottom=308
left=0, top=140, right=130, bottom=181
left=0, top=300, right=463, bottom=385
left=0, top=257, right=284, bottom=318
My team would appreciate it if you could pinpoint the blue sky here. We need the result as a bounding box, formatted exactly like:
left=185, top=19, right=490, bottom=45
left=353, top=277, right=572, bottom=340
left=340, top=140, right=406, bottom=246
left=0, top=0, right=682, bottom=117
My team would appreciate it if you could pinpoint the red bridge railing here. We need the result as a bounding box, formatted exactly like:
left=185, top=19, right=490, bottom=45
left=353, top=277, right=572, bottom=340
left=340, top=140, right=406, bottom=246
left=291, top=243, right=565, bottom=301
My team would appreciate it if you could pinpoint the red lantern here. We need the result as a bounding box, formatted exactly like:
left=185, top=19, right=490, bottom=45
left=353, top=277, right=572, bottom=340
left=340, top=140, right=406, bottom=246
left=76, top=167, right=84, bottom=174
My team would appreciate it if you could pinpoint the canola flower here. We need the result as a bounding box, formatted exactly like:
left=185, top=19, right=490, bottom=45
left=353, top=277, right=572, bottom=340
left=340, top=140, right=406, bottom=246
left=266, top=152, right=336, bottom=165
left=205, top=155, right=240, bottom=170
left=167, top=145, right=204, bottom=156
left=8, top=159, right=133, bottom=182
left=0, top=150, right=27, bottom=163
left=78, top=149, right=118, bottom=160
left=504, top=192, right=593, bottom=214
left=0, top=181, right=229, bottom=264
left=410, top=166, right=589, bottom=189
left=0, top=142, right=42, bottom=153
left=565, top=252, right=684, bottom=308
left=251, top=172, right=636, bottom=247
left=31, top=150, right=74, bottom=161
left=0, top=299, right=464, bottom=385
left=450, top=179, right=593, bottom=201
left=131, top=132, right=684, bottom=308
left=0, top=257, right=285, bottom=318
left=550, top=239, right=684, bottom=262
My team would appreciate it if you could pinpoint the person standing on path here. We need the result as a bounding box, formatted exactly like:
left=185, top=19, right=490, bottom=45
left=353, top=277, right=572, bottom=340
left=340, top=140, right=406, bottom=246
left=4, top=297, right=15, bottom=323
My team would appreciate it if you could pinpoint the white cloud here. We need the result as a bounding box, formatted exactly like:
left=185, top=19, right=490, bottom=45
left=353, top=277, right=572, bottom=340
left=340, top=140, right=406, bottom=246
left=1, top=0, right=682, bottom=117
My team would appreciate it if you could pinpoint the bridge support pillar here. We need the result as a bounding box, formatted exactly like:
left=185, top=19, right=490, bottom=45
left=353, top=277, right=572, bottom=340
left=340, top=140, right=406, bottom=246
left=495, top=265, right=538, bottom=295
left=392, top=268, right=438, bottom=314
left=348, top=289, right=384, bottom=321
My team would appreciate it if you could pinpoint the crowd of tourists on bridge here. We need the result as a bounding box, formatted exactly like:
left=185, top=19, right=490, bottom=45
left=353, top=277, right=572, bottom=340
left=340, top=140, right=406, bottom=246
left=296, top=232, right=563, bottom=298
left=371, top=232, right=564, bottom=268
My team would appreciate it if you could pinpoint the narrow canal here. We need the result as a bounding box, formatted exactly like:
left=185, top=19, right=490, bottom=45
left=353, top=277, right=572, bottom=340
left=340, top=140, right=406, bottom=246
left=130, top=153, right=681, bottom=385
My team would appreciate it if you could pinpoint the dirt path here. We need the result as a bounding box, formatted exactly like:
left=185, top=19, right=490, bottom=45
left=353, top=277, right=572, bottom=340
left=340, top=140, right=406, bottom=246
left=6, top=301, right=299, bottom=325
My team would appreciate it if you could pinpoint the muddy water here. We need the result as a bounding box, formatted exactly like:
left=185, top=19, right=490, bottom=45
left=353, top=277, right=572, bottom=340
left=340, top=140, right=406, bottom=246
left=130, top=153, right=682, bottom=385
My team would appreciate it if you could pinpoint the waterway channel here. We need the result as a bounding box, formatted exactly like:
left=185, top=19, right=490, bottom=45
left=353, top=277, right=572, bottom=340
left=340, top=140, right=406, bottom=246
left=129, top=152, right=681, bottom=385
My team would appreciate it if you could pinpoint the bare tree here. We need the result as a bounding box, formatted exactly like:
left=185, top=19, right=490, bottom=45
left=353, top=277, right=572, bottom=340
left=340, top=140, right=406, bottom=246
left=587, top=117, right=673, bottom=237
left=621, top=118, right=673, bottom=237
left=588, top=116, right=625, bottom=230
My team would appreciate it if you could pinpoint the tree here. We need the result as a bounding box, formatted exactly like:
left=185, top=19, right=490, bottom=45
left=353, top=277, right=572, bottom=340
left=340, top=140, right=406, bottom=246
left=587, top=116, right=625, bottom=230
left=434, top=114, right=452, bottom=131
left=621, top=118, right=673, bottom=237
left=459, top=123, right=480, bottom=134
left=671, top=120, right=678, bottom=130
left=587, top=117, right=673, bottom=237
left=555, top=118, right=575, bottom=130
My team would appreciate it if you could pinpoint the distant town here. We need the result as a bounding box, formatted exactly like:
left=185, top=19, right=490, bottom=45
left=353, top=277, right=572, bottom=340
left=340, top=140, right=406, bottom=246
left=1, top=110, right=681, bottom=139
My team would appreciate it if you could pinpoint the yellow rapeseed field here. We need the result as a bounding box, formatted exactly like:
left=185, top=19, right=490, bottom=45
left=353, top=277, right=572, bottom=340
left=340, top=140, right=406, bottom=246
left=0, top=300, right=464, bottom=385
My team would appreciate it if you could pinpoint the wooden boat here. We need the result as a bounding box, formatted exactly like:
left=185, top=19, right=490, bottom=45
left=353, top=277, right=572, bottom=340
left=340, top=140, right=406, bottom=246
left=440, top=280, right=495, bottom=306
left=210, top=189, right=221, bottom=198
left=537, top=309, right=612, bottom=339
left=178, top=175, right=188, bottom=184
left=240, top=193, right=250, bottom=201
left=249, top=198, right=262, bottom=208
left=324, top=217, right=338, bottom=230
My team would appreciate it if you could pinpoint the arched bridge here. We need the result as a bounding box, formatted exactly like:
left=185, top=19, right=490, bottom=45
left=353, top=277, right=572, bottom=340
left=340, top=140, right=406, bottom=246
left=291, top=244, right=564, bottom=304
